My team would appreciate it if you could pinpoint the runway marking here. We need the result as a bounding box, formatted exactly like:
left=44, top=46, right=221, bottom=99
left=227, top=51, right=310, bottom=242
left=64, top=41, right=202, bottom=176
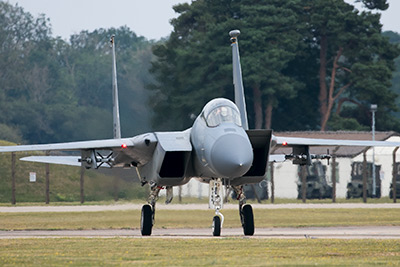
left=1, top=226, right=400, bottom=239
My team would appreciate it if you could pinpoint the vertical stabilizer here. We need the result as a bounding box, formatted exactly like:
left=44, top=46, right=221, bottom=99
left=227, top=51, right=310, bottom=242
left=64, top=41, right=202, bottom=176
left=110, top=35, right=121, bottom=139
left=230, top=30, right=249, bottom=130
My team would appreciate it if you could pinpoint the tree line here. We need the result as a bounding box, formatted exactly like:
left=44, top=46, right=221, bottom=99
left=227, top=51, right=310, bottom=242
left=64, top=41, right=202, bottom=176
left=1, top=1, right=400, bottom=146
left=0, top=2, right=154, bottom=144
left=149, top=0, right=400, bottom=132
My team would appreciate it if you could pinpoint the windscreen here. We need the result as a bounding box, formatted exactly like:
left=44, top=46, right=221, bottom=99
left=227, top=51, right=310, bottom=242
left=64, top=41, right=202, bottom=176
left=206, top=106, right=242, bottom=127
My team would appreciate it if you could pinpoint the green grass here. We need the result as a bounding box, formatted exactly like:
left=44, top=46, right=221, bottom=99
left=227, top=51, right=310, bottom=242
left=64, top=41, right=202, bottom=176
left=0, top=238, right=399, bottom=266
left=1, top=207, right=400, bottom=265
left=1, top=208, right=400, bottom=230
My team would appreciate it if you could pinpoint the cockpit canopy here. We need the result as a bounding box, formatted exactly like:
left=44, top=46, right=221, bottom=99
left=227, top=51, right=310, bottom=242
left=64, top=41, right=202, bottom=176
left=201, top=98, right=242, bottom=127
left=206, top=106, right=242, bottom=127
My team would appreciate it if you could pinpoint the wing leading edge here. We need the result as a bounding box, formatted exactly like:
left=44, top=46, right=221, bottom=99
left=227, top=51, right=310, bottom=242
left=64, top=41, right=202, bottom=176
left=0, top=137, right=136, bottom=152
left=273, top=135, right=400, bottom=147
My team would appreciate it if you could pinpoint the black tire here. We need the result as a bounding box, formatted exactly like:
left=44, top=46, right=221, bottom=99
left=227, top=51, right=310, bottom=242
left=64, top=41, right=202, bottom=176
left=141, top=204, right=153, bottom=236
left=241, top=204, right=254, bottom=236
left=212, top=216, right=221, bottom=236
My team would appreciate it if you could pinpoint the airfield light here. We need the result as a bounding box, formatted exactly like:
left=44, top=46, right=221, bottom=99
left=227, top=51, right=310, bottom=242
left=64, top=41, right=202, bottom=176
left=121, top=143, right=127, bottom=149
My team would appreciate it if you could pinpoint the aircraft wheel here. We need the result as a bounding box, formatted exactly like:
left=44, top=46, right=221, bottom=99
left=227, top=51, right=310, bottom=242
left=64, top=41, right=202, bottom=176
left=212, top=216, right=221, bottom=236
left=141, top=204, right=153, bottom=236
left=241, top=204, right=254, bottom=236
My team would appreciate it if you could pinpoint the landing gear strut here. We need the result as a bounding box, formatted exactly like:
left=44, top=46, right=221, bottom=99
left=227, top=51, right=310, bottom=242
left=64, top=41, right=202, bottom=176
left=209, top=179, right=224, bottom=236
left=140, top=184, right=161, bottom=236
left=233, top=185, right=254, bottom=236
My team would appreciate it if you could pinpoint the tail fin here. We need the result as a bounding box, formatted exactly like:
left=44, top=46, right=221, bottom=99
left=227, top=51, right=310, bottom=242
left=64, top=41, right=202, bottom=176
left=230, top=30, right=249, bottom=130
left=110, top=35, right=121, bottom=139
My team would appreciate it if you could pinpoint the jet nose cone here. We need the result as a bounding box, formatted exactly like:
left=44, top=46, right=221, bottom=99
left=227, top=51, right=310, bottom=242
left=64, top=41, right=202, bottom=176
left=211, top=134, right=253, bottom=178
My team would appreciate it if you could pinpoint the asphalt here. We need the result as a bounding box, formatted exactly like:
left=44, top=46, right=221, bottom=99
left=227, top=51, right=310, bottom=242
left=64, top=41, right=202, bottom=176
left=1, top=203, right=400, bottom=213
left=2, top=203, right=399, bottom=239
left=1, top=226, right=399, bottom=239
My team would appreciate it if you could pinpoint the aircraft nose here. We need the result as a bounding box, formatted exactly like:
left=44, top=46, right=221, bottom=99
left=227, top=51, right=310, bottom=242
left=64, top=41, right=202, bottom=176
left=211, top=134, right=253, bottom=178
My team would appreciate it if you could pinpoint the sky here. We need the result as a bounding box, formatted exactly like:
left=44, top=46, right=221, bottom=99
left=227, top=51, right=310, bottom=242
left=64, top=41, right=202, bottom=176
left=4, top=0, right=400, bottom=41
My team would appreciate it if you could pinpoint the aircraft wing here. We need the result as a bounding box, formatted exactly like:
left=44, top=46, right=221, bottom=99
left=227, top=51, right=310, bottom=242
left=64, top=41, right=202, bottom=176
left=0, top=137, right=136, bottom=152
left=273, top=136, right=400, bottom=147
left=0, top=132, right=159, bottom=168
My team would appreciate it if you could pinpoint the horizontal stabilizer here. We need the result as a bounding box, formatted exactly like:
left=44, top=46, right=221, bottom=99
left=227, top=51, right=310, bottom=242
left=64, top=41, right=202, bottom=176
left=20, top=156, right=83, bottom=167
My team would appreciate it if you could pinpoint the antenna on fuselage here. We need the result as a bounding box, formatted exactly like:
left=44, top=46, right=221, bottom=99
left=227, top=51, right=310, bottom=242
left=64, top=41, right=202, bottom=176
left=230, top=30, right=249, bottom=130
left=110, top=35, right=121, bottom=139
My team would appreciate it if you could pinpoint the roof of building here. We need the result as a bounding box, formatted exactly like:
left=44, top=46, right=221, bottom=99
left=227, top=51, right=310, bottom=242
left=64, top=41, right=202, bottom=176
left=272, top=131, right=400, bottom=157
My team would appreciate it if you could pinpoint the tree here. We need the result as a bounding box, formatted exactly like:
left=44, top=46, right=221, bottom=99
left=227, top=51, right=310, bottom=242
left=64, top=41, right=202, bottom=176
left=150, top=0, right=306, bottom=130
left=303, top=0, right=399, bottom=130
left=0, top=2, right=154, bottom=143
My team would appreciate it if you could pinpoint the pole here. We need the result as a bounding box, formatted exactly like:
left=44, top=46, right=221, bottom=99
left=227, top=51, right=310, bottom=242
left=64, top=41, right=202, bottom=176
left=301, top=165, right=307, bottom=203
left=393, top=147, right=399, bottom=203
left=332, top=156, right=336, bottom=203
left=45, top=163, right=50, bottom=204
left=363, top=151, right=367, bottom=203
left=45, top=150, right=50, bottom=204
left=371, top=104, right=377, bottom=197
left=331, top=147, right=339, bottom=203
left=80, top=165, right=85, bottom=204
left=11, top=152, right=16, bottom=205
left=270, top=162, right=275, bottom=204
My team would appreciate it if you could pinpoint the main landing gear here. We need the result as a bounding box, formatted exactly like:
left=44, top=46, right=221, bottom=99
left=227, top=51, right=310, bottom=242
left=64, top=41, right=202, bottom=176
left=141, top=184, right=174, bottom=236
left=209, top=179, right=254, bottom=237
left=140, top=184, right=160, bottom=236
left=233, top=185, right=255, bottom=236
left=141, top=181, right=255, bottom=237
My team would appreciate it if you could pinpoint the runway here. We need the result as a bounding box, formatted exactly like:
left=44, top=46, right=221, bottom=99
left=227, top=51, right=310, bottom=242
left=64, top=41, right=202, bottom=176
left=1, top=226, right=400, bottom=239
left=1, top=203, right=400, bottom=213
left=1, top=203, right=399, bottom=239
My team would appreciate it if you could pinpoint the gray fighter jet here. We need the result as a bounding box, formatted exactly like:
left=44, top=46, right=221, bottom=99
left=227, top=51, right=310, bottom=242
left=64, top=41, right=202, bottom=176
left=1, top=31, right=399, bottom=236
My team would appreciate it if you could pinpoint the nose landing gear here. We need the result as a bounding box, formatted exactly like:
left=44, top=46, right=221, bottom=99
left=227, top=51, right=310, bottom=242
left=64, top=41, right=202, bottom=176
left=209, top=180, right=254, bottom=236
left=209, top=179, right=224, bottom=236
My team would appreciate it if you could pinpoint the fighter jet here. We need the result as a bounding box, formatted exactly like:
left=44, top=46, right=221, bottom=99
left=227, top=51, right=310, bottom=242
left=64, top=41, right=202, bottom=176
left=1, top=31, right=399, bottom=236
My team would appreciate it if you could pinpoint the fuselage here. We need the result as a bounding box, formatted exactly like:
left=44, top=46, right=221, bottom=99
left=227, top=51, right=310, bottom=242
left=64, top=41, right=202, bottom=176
left=190, top=98, right=253, bottom=180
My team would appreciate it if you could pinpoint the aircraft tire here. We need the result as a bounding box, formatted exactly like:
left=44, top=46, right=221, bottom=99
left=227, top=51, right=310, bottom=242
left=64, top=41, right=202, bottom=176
left=241, top=204, right=254, bottom=236
left=212, top=216, right=221, bottom=236
left=141, top=204, right=153, bottom=236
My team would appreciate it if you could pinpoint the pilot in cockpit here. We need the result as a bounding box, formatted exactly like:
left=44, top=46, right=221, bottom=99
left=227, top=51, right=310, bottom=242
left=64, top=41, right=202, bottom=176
left=206, top=106, right=241, bottom=127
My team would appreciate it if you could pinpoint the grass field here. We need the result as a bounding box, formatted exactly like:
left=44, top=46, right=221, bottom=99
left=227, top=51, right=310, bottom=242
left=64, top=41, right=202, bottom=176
left=1, top=238, right=399, bottom=266
left=1, top=207, right=400, bottom=265
left=1, top=208, right=400, bottom=230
